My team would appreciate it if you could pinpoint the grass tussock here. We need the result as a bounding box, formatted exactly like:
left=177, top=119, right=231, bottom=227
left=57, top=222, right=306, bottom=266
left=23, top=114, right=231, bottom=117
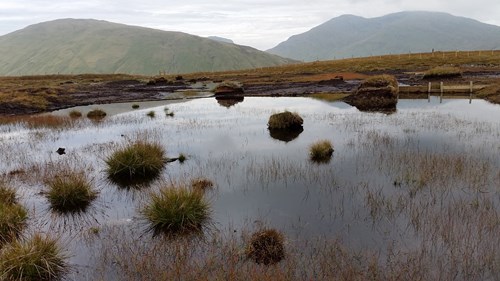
left=190, top=178, right=214, bottom=193
left=141, top=186, right=210, bottom=237
left=309, top=140, right=334, bottom=163
left=106, top=141, right=166, bottom=187
left=68, top=110, right=82, bottom=118
left=268, top=111, right=303, bottom=130
left=0, top=185, right=17, bottom=205
left=0, top=234, right=68, bottom=281
left=44, top=170, right=98, bottom=213
left=87, top=109, right=107, bottom=120
left=477, top=81, right=500, bottom=104
left=132, top=104, right=140, bottom=109
left=0, top=184, right=27, bottom=246
left=360, top=74, right=398, bottom=89
left=423, top=66, right=462, bottom=79
left=246, top=228, right=286, bottom=265
left=0, top=203, right=28, bottom=246
left=146, top=111, right=155, bottom=118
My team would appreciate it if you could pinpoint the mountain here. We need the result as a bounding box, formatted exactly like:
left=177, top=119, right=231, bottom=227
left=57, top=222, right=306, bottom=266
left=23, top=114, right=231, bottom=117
left=207, top=36, right=234, bottom=44
left=268, top=11, right=500, bottom=61
left=0, top=19, right=294, bottom=76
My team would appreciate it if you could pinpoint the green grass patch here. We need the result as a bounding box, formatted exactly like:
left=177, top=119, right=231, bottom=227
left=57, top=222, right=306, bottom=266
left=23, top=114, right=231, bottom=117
left=246, top=228, right=286, bottom=265
left=44, top=170, right=98, bottom=213
left=268, top=111, right=303, bottom=130
left=0, top=234, right=68, bottom=281
left=423, top=66, right=462, bottom=79
left=309, top=140, right=334, bottom=163
left=141, top=186, right=210, bottom=237
left=106, top=141, right=166, bottom=188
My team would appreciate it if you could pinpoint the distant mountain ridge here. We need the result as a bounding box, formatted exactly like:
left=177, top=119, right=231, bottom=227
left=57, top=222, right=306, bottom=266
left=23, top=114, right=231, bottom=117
left=267, top=11, right=500, bottom=61
left=0, top=19, right=294, bottom=76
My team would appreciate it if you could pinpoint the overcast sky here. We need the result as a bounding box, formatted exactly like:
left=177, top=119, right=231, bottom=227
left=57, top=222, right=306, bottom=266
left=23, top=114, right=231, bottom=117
left=1, top=0, right=499, bottom=50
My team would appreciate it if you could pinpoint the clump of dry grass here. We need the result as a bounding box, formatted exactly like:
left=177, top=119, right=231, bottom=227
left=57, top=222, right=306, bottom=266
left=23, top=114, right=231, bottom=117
left=309, top=140, right=334, bottom=163
left=87, top=109, right=107, bottom=120
left=423, top=66, right=462, bottom=79
left=68, top=110, right=82, bottom=118
left=0, top=234, right=68, bottom=281
left=190, top=178, right=214, bottom=193
left=246, top=228, right=286, bottom=265
left=360, top=74, right=398, bottom=89
left=268, top=111, right=303, bottom=130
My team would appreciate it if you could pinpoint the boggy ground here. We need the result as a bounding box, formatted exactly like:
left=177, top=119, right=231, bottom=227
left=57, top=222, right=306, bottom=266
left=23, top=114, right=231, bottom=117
left=1, top=50, right=500, bottom=115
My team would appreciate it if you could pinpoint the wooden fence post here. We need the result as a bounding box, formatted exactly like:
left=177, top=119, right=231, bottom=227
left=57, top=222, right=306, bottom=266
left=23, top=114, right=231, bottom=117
left=440, top=82, right=444, bottom=103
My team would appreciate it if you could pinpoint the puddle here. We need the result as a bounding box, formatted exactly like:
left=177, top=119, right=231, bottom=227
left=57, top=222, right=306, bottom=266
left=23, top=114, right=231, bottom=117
left=1, top=96, right=499, bottom=277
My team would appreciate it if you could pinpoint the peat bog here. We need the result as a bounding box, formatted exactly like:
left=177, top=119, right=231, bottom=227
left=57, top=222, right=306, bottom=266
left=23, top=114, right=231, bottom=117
left=0, top=96, right=499, bottom=280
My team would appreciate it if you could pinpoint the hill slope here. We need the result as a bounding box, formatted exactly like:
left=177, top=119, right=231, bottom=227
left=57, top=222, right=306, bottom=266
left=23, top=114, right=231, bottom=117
left=0, top=19, right=294, bottom=76
left=268, top=11, right=500, bottom=61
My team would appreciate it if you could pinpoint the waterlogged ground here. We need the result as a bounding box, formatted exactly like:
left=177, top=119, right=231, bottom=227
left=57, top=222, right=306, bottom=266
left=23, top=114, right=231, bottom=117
left=1, top=97, right=500, bottom=280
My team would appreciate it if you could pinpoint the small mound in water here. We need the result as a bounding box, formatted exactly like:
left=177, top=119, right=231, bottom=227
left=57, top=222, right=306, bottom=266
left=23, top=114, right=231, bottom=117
left=268, top=111, right=303, bottom=130
left=344, top=74, right=398, bottom=113
left=309, top=140, right=334, bottom=163
left=246, top=228, right=286, bottom=265
left=105, top=141, right=166, bottom=188
left=141, top=186, right=211, bottom=237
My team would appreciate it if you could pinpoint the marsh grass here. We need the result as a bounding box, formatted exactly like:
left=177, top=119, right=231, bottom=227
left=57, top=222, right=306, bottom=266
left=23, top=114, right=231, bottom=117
left=141, top=186, right=210, bottom=237
left=246, top=228, right=286, bottom=265
left=132, top=104, right=140, bottom=109
left=106, top=141, right=166, bottom=187
left=361, top=74, right=398, bottom=88
left=423, top=66, right=462, bottom=79
left=146, top=111, right=155, bottom=118
left=0, top=203, right=28, bottom=246
left=309, top=140, right=334, bottom=163
left=268, top=111, right=303, bottom=130
left=0, top=115, right=75, bottom=129
left=0, top=185, right=17, bottom=205
left=87, top=109, right=107, bottom=120
left=178, top=153, right=187, bottom=163
left=0, top=234, right=68, bottom=281
left=68, top=110, right=82, bottom=118
left=44, top=170, right=98, bottom=213
left=190, top=178, right=214, bottom=193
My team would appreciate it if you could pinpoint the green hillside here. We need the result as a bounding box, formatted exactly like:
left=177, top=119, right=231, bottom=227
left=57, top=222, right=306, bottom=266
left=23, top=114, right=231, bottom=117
left=0, top=19, right=294, bottom=76
left=268, top=11, right=500, bottom=61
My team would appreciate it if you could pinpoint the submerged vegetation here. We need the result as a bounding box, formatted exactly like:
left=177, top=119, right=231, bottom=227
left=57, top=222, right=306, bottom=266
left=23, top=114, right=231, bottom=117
left=141, top=186, right=211, bottom=236
left=0, top=234, right=68, bottom=281
left=105, top=141, right=166, bottom=187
